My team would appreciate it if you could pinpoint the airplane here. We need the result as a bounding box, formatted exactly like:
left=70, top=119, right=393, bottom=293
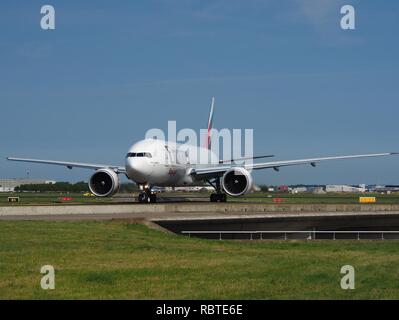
left=7, top=98, right=398, bottom=203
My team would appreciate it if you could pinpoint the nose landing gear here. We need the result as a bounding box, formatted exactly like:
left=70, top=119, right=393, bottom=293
left=137, top=185, right=157, bottom=203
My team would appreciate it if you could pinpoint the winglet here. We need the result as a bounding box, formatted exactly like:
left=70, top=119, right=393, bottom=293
left=206, top=97, right=215, bottom=150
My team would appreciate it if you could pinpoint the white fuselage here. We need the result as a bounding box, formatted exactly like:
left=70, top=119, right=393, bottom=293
left=125, top=139, right=219, bottom=186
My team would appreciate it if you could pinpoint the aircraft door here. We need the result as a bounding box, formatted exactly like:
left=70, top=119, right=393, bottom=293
left=177, top=149, right=190, bottom=165
left=165, top=145, right=175, bottom=166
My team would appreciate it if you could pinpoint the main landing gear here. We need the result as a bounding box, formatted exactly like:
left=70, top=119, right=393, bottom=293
left=208, top=178, right=227, bottom=202
left=138, top=186, right=157, bottom=203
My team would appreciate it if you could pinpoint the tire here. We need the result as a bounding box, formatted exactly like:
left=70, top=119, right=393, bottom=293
left=210, top=193, right=227, bottom=202
left=138, top=193, right=149, bottom=203
left=150, top=194, right=157, bottom=203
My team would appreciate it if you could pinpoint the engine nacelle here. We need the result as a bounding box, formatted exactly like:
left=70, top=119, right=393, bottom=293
left=221, top=167, right=253, bottom=197
left=89, top=169, right=120, bottom=197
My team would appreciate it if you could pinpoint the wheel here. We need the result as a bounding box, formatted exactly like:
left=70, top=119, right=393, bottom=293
left=149, top=194, right=157, bottom=203
left=138, top=192, right=149, bottom=203
left=210, top=193, right=227, bottom=202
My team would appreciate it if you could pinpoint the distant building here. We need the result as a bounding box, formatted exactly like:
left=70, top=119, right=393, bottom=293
left=325, top=185, right=366, bottom=193
left=312, top=187, right=326, bottom=194
left=370, top=185, right=399, bottom=193
left=0, top=179, right=56, bottom=192
left=290, top=187, right=308, bottom=194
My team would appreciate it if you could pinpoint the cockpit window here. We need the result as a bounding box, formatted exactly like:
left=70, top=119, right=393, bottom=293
left=126, top=152, right=152, bottom=158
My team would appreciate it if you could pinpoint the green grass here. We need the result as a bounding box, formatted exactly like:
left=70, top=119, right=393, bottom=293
left=3, top=191, right=399, bottom=206
left=0, top=221, right=399, bottom=299
left=0, top=192, right=113, bottom=206
left=231, top=192, right=399, bottom=204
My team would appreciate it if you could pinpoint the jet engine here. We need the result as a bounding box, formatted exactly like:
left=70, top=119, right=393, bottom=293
left=89, top=169, right=120, bottom=197
left=221, top=167, right=253, bottom=196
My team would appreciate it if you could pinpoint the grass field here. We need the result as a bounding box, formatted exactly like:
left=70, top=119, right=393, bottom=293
left=0, top=221, right=398, bottom=299
left=0, top=192, right=114, bottom=206
left=2, top=191, right=399, bottom=206
left=230, top=192, right=399, bottom=204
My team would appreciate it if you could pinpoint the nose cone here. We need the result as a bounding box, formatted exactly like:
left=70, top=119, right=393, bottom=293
left=126, top=158, right=153, bottom=183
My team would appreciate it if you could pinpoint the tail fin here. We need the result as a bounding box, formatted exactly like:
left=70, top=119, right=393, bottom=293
left=206, top=97, right=215, bottom=150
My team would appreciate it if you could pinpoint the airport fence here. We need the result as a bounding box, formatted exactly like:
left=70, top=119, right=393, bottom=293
left=181, top=230, right=399, bottom=240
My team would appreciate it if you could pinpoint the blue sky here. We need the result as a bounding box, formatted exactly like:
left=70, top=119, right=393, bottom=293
left=1, top=0, right=398, bottom=185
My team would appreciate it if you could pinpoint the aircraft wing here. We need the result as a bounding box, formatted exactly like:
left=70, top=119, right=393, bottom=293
left=191, top=152, right=398, bottom=179
left=6, top=157, right=126, bottom=174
